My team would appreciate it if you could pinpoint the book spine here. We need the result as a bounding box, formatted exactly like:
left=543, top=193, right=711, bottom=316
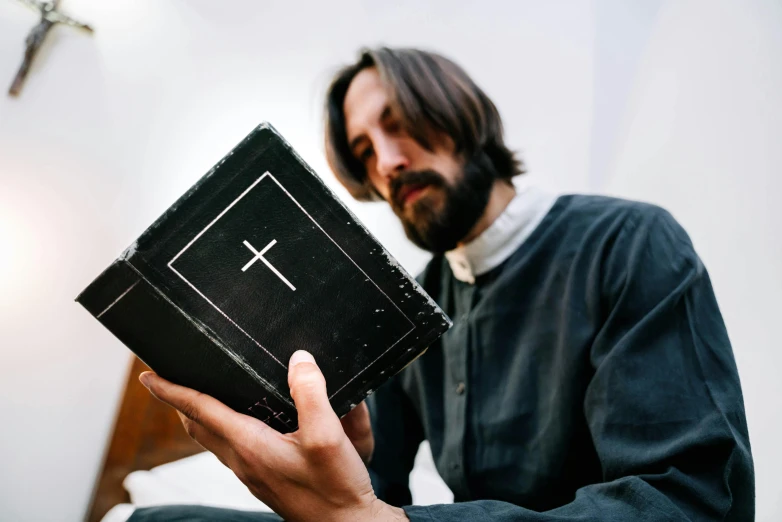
left=76, top=259, right=298, bottom=433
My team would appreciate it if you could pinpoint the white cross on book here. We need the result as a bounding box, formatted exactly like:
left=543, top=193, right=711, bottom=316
left=242, top=239, right=296, bottom=291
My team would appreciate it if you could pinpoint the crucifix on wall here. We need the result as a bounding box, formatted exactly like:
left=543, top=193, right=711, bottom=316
left=8, top=0, right=94, bottom=97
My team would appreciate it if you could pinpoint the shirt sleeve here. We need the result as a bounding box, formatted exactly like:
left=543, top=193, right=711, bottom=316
left=366, top=370, right=425, bottom=508
left=402, top=206, right=754, bottom=521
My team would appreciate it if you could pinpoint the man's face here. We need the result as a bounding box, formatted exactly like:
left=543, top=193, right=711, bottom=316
left=343, top=67, right=493, bottom=252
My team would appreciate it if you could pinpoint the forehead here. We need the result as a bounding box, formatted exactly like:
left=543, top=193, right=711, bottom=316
left=343, top=67, right=389, bottom=144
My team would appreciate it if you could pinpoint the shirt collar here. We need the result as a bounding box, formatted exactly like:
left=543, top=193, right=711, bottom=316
left=445, top=183, right=558, bottom=284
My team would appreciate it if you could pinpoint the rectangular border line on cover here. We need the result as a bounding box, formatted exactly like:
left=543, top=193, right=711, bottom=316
left=168, top=171, right=415, bottom=398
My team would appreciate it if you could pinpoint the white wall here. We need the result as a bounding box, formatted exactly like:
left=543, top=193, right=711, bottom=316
left=602, top=2, right=782, bottom=520
left=0, top=1, right=777, bottom=521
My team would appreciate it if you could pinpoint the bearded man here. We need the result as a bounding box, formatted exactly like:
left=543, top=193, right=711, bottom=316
left=131, top=47, right=754, bottom=522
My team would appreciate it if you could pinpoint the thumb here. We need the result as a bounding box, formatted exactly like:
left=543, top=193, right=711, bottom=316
left=288, top=350, right=341, bottom=434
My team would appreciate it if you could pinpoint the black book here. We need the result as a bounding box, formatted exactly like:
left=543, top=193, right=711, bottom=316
left=77, top=123, right=451, bottom=433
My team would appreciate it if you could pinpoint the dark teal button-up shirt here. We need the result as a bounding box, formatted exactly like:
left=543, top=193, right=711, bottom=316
left=367, top=195, right=754, bottom=521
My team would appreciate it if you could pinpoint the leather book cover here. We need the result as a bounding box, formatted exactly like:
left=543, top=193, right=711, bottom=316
left=77, top=122, right=451, bottom=433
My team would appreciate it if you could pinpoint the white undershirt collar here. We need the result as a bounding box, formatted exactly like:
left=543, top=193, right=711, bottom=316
left=444, top=184, right=558, bottom=284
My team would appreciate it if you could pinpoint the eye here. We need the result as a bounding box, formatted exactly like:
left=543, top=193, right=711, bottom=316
left=358, top=146, right=374, bottom=164
left=386, top=119, right=402, bottom=134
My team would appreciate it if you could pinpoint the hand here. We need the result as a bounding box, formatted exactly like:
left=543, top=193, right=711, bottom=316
left=139, top=350, right=407, bottom=522
left=340, top=401, right=374, bottom=464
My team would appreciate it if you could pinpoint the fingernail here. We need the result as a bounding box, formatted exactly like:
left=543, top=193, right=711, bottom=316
left=139, top=372, right=152, bottom=388
left=289, top=350, right=316, bottom=368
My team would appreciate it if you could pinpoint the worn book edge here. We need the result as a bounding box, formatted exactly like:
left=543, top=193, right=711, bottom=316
left=76, top=121, right=451, bottom=424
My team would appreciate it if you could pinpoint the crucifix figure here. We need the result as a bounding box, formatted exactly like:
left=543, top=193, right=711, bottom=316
left=8, top=0, right=94, bottom=97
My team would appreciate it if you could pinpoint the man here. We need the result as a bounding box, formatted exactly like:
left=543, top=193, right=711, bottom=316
left=131, top=47, right=754, bottom=521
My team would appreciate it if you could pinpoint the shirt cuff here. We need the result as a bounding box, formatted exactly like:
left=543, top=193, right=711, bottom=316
left=402, top=505, right=436, bottom=521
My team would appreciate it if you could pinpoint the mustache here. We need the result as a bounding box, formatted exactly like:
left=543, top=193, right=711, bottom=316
left=389, top=170, right=446, bottom=208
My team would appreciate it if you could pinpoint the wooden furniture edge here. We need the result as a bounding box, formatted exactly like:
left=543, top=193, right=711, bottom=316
left=85, top=355, right=204, bottom=522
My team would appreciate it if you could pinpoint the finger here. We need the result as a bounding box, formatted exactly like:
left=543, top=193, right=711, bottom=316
left=175, top=411, right=235, bottom=469
left=287, top=351, right=341, bottom=435
left=139, top=372, right=262, bottom=441
left=340, top=402, right=374, bottom=463
left=341, top=401, right=371, bottom=436
left=176, top=410, right=227, bottom=453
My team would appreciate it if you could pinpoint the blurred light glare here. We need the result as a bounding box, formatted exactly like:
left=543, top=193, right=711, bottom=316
left=0, top=182, right=54, bottom=320
left=0, top=218, right=15, bottom=282
left=0, top=202, right=30, bottom=314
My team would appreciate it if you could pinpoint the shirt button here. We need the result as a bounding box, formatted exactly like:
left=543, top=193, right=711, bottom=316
left=455, top=382, right=466, bottom=395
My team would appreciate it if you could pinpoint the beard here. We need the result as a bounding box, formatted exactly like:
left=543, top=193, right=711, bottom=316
left=389, top=152, right=496, bottom=253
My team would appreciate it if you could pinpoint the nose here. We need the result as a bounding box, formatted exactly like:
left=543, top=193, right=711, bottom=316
left=374, top=137, right=409, bottom=182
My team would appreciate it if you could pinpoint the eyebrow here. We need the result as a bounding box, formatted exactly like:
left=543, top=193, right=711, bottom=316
left=348, top=105, right=392, bottom=154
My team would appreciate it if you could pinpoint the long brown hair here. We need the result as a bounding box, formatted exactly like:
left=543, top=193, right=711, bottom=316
left=325, top=47, right=524, bottom=201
